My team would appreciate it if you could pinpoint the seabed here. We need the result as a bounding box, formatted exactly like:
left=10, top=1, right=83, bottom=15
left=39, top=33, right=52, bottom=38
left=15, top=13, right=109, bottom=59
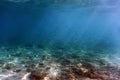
left=0, top=45, right=120, bottom=80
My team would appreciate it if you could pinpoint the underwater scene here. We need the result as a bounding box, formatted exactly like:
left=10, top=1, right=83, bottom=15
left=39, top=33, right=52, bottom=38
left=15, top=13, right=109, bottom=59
left=0, top=0, right=120, bottom=80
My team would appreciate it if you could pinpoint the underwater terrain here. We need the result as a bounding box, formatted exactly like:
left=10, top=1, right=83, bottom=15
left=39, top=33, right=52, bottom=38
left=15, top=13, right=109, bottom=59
left=0, top=0, right=120, bottom=80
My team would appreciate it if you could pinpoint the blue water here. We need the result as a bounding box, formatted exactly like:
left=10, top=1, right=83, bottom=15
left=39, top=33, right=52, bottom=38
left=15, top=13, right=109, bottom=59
left=0, top=0, right=120, bottom=75
left=0, top=1, right=115, bottom=46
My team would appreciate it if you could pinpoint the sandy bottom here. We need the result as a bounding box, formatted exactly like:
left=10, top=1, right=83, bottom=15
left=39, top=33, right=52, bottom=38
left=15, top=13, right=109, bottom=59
left=0, top=46, right=120, bottom=80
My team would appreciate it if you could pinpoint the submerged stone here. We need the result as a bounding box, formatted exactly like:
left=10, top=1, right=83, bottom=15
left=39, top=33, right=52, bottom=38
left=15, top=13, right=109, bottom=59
left=2, top=63, right=11, bottom=70
left=13, top=68, right=21, bottom=72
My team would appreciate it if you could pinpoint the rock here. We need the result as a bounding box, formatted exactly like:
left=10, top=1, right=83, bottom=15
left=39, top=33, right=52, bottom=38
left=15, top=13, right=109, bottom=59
left=2, top=63, right=11, bottom=70
left=13, top=68, right=21, bottom=72
left=29, top=71, right=47, bottom=80
left=80, top=67, right=89, bottom=73
left=42, top=53, right=52, bottom=60
left=77, top=63, right=82, bottom=67
left=26, top=68, right=32, bottom=72
left=88, top=69, right=109, bottom=80
left=39, top=62, right=45, bottom=67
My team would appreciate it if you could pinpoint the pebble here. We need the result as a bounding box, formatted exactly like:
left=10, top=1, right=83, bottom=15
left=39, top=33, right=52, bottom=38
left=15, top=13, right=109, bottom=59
left=13, top=68, right=21, bottom=72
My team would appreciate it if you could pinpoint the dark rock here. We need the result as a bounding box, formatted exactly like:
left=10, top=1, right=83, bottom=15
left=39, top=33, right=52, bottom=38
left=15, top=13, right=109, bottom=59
left=26, top=68, right=33, bottom=72
left=29, top=71, right=47, bottom=80
left=39, top=62, right=45, bottom=67
left=13, top=68, right=21, bottom=72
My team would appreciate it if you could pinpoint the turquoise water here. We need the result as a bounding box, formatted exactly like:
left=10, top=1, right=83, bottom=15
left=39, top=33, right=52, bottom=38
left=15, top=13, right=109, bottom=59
left=0, top=1, right=120, bottom=80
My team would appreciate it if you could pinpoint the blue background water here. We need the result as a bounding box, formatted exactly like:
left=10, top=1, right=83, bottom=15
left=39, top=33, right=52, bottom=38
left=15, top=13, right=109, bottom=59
left=0, top=1, right=120, bottom=51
